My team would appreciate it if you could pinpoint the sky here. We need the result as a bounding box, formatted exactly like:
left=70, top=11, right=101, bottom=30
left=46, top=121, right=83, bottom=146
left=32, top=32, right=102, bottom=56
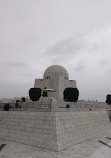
left=0, top=0, right=111, bottom=101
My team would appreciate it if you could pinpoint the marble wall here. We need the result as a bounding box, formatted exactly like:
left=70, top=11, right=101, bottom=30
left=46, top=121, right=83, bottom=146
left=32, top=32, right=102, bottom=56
left=0, top=111, right=111, bottom=151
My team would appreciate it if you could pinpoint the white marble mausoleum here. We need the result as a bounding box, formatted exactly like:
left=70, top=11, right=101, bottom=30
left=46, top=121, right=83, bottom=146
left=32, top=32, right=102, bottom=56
left=34, top=65, right=77, bottom=99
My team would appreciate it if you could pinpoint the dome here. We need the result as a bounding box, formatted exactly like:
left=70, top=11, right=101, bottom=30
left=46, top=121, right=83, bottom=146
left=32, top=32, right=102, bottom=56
left=43, top=65, right=69, bottom=79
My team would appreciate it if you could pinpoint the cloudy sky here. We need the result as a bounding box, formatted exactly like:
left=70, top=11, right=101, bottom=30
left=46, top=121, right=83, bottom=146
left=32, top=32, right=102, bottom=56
left=0, top=0, right=111, bottom=101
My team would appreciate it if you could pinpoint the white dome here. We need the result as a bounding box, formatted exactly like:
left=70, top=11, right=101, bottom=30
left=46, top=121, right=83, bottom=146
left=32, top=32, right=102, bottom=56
left=43, top=65, right=69, bottom=79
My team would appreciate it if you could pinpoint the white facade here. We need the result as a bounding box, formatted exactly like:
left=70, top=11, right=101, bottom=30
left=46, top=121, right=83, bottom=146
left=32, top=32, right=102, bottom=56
left=34, top=65, right=77, bottom=99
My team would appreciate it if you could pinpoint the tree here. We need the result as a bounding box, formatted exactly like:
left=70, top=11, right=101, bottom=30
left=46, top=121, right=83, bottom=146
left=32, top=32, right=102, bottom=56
left=64, top=88, right=79, bottom=102
left=106, top=94, right=111, bottom=104
left=29, top=88, right=41, bottom=101
left=21, top=97, right=26, bottom=102
left=15, top=100, right=19, bottom=108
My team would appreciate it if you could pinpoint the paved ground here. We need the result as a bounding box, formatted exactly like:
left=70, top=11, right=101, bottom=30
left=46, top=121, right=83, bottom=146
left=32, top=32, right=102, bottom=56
left=1, top=131, right=111, bottom=158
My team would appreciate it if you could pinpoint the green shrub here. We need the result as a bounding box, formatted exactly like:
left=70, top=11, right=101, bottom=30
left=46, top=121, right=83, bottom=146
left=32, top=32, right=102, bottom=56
left=4, top=103, right=9, bottom=111
left=29, top=88, right=41, bottom=101
left=64, top=87, right=79, bottom=102
left=106, top=94, right=111, bottom=104
left=65, top=104, right=71, bottom=108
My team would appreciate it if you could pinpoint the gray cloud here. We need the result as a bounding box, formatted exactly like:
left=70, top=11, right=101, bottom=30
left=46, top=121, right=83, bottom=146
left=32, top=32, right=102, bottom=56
left=47, top=37, right=82, bottom=55
left=43, top=36, right=84, bottom=66
left=74, top=64, right=85, bottom=73
left=6, top=62, right=26, bottom=68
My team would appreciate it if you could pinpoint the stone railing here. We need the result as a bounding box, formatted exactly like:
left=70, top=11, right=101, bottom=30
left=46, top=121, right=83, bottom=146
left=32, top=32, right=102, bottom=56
left=0, top=100, right=111, bottom=111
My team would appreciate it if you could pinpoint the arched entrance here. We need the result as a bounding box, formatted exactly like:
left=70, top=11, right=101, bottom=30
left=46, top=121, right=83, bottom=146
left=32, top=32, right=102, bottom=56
left=43, top=91, right=48, bottom=97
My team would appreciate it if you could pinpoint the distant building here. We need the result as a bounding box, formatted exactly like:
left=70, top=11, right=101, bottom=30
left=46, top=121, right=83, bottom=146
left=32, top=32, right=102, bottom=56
left=0, top=98, right=13, bottom=103
left=0, top=97, right=21, bottom=103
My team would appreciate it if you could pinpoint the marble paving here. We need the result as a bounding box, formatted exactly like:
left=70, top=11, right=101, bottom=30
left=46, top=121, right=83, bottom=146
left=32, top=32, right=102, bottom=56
left=1, top=131, right=111, bottom=158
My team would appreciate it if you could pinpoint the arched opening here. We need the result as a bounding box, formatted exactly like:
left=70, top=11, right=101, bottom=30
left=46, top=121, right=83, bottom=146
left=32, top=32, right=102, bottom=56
left=43, top=91, right=48, bottom=97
